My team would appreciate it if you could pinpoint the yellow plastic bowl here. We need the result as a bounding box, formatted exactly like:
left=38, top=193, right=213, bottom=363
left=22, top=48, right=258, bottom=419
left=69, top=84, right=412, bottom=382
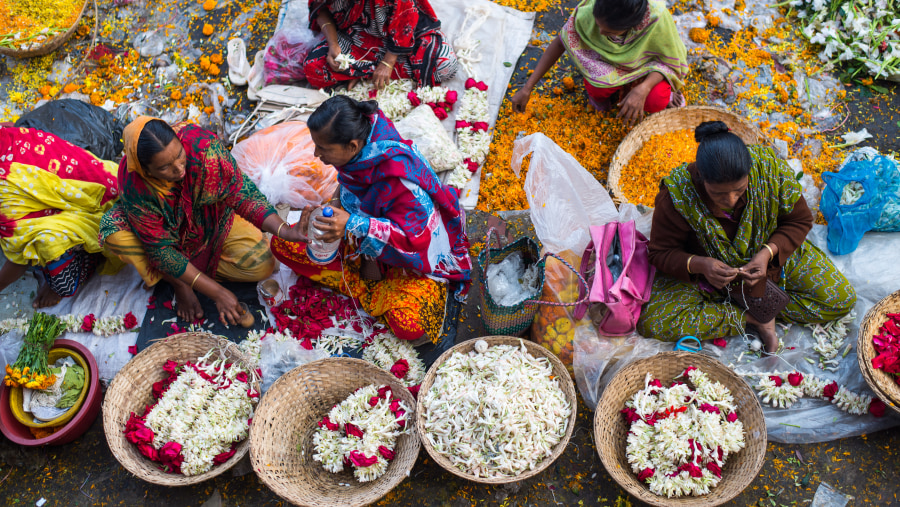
left=9, top=348, right=90, bottom=428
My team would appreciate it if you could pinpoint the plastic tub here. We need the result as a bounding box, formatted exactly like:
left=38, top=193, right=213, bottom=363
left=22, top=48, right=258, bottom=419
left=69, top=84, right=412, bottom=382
left=0, top=340, right=102, bottom=446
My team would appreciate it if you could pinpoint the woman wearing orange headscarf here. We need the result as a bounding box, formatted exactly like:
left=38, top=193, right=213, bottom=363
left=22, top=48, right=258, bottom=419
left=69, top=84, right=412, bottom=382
left=100, top=118, right=305, bottom=324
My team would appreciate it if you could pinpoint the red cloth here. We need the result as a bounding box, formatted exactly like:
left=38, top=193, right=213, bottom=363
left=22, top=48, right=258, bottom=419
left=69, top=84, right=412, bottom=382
left=583, top=79, right=672, bottom=113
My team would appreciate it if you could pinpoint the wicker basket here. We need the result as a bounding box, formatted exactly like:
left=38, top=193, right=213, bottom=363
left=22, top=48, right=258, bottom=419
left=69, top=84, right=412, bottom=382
left=250, top=358, right=420, bottom=507
left=0, top=0, right=88, bottom=58
left=858, top=290, right=900, bottom=416
left=416, top=336, right=577, bottom=484
left=103, top=332, right=256, bottom=486
left=594, top=352, right=766, bottom=507
left=608, top=105, right=765, bottom=204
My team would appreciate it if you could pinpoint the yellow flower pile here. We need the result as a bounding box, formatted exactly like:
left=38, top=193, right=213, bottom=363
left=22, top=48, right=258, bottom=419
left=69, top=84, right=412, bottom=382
left=3, top=313, right=64, bottom=390
left=620, top=128, right=699, bottom=207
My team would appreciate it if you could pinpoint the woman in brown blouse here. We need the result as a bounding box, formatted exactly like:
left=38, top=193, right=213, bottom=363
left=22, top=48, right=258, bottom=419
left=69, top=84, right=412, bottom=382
left=636, top=121, right=856, bottom=352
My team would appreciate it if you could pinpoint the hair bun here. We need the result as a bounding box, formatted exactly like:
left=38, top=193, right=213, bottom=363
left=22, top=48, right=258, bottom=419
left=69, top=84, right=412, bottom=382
left=694, top=121, right=730, bottom=143
left=356, top=99, right=379, bottom=116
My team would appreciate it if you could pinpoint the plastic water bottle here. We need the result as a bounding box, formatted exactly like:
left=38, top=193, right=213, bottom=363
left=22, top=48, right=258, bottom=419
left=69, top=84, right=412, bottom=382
left=306, top=206, right=340, bottom=264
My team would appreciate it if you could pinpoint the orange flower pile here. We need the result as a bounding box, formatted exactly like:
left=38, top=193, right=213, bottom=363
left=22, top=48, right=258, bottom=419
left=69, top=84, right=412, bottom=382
left=689, top=27, right=711, bottom=43
left=619, top=129, right=698, bottom=207
left=0, top=0, right=83, bottom=48
left=476, top=94, right=630, bottom=211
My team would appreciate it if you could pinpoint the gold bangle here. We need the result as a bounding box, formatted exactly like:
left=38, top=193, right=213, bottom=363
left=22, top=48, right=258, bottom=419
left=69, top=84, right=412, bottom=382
left=763, top=243, right=775, bottom=261
left=276, top=222, right=287, bottom=238
left=380, top=60, right=393, bottom=69
left=687, top=255, right=696, bottom=275
left=321, top=22, right=333, bottom=29
left=190, top=272, right=202, bottom=290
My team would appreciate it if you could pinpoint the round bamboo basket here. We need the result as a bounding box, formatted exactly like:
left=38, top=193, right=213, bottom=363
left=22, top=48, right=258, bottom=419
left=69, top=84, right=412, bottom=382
left=0, top=0, right=88, bottom=58
left=250, top=358, right=420, bottom=507
left=416, top=336, right=577, bottom=484
left=608, top=105, right=765, bottom=204
left=858, top=290, right=900, bottom=416
left=103, top=332, right=257, bottom=486
left=594, top=352, right=766, bottom=507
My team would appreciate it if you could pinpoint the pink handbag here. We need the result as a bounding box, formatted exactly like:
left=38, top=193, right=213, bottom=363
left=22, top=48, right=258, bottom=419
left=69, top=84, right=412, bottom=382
left=573, top=221, right=656, bottom=336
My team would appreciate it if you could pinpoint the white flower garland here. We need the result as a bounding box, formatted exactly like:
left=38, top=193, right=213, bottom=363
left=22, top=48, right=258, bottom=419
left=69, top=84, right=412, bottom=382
left=0, top=313, right=139, bottom=337
left=312, top=384, right=411, bottom=482
left=447, top=79, right=492, bottom=190
left=741, top=371, right=885, bottom=416
left=361, top=332, right=426, bottom=388
left=420, top=339, right=571, bottom=478
left=623, top=368, right=745, bottom=498
left=143, top=351, right=258, bottom=476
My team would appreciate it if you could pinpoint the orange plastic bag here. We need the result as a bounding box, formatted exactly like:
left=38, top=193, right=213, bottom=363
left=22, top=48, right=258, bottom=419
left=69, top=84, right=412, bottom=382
left=231, top=122, right=339, bottom=208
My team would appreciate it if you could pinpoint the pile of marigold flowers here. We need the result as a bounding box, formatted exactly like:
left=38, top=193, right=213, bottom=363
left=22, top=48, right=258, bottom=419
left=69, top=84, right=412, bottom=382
left=3, top=312, right=65, bottom=390
left=620, top=129, right=698, bottom=207
left=477, top=93, right=630, bottom=211
left=0, top=0, right=83, bottom=51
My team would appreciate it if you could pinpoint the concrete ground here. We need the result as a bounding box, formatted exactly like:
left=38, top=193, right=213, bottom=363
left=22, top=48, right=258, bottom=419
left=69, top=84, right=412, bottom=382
left=2, top=0, right=900, bottom=505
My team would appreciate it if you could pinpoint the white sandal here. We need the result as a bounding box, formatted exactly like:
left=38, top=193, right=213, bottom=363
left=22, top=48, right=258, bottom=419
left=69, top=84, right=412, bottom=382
left=227, top=38, right=252, bottom=86
left=246, top=50, right=266, bottom=101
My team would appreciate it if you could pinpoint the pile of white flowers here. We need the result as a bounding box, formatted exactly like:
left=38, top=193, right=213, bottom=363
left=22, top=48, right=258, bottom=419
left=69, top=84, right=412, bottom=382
left=361, top=332, right=425, bottom=389
left=743, top=370, right=885, bottom=416
left=143, top=352, right=258, bottom=476
left=312, top=384, right=411, bottom=482
left=421, top=339, right=571, bottom=478
left=623, top=368, right=745, bottom=498
left=792, top=0, right=900, bottom=77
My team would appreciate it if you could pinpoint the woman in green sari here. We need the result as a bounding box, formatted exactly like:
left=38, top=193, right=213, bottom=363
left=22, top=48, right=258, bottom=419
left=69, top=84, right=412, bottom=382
left=510, top=0, right=687, bottom=125
left=638, top=122, right=856, bottom=352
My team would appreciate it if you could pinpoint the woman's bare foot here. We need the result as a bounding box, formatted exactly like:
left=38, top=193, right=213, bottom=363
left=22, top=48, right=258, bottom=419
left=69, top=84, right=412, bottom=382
left=32, top=282, right=62, bottom=309
left=746, top=315, right=779, bottom=353
left=173, top=284, right=203, bottom=322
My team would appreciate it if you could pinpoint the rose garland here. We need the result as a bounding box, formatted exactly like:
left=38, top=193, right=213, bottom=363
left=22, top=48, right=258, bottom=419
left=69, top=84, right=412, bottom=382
left=336, top=80, right=458, bottom=123
left=741, top=371, right=887, bottom=417
left=123, top=350, right=259, bottom=476
left=623, top=367, right=745, bottom=498
left=361, top=332, right=425, bottom=393
left=447, top=78, right=491, bottom=191
left=312, top=384, right=410, bottom=482
left=0, top=312, right=140, bottom=337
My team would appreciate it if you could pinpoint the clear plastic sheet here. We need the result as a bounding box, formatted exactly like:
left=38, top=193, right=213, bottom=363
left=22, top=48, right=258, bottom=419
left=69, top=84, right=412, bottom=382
left=259, top=339, right=328, bottom=394
left=573, top=224, right=900, bottom=443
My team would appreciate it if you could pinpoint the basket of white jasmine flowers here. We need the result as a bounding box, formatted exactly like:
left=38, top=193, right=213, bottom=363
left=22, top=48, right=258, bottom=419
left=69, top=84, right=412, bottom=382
left=102, top=332, right=260, bottom=486
left=250, top=357, right=419, bottom=507
left=417, top=336, right=577, bottom=484
left=594, top=352, right=766, bottom=506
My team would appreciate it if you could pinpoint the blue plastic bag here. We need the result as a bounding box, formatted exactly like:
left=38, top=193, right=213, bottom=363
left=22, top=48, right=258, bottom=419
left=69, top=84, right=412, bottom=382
left=820, top=155, right=900, bottom=254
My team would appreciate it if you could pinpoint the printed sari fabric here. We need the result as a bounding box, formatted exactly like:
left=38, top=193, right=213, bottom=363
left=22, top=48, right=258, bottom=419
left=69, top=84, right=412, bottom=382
left=338, top=110, right=471, bottom=300
left=304, top=0, right=458, bottom=88
left=271, top=238, right=447, bottom=343
left=560, top=0, right=688, bottom=105
left=99, top=119, right=276, bottom=280
left=0, top=127, right=120, bottom=270
left=637, top=146, right=856, bottom=341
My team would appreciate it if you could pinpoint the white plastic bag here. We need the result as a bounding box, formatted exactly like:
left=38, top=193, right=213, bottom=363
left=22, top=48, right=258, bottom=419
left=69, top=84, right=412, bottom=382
left=395, top=105, right=463, bottom=173
left=259, top=338, right=328, bottom=394
left=231, top=121, right=339, bottom=209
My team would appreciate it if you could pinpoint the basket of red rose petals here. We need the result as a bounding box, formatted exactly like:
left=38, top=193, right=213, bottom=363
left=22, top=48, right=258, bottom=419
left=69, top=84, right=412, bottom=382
left=858, top=290, right=900, bottom=416
left=103, top=333, right=259, bottom=486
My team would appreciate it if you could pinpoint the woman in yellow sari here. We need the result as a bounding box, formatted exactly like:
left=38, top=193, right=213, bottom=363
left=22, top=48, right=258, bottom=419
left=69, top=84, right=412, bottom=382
left=0, top=127, right=121, bottom=307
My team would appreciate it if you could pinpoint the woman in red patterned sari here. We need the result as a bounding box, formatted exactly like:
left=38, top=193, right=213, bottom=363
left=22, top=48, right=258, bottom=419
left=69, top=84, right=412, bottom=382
left=303, top=0, right=459, bottom=90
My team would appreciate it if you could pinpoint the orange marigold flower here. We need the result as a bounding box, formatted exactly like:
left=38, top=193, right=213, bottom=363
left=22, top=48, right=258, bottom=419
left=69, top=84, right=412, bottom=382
left=210, top=53, right=223, bottom=65
left=553, top=86, right=563, bottom=95
left=208, top=63, right=220, bottom=76
left=90, top=92, right=103, bottom=105
left=63, top=83, right=80, bottom=94
left=199, top=56, right=211, bottom=70
left=562, top=76, right=575, bottom=91
left=204, top=106, right=215, bottom=115
left=202, top=0, right=217, bottom=11
left=689, top=28, right=711, bottom=44
left=171, top=90, right=183, bottom=101
left=621, top=129, right=698, bottom=207
left=202, top=23, right=214, bottom=36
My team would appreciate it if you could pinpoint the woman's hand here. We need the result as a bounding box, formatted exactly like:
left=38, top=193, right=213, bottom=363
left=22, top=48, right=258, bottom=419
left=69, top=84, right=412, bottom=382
left=372, top=62, right=392, bottom=89
left=313, top=206, right=350, bottom=243
left=212, top=287, right=242, bottom=325
left=739, top=250, right=771, bottom=288
left=511, top=85, right=533, bottom=113
left=697, top=257, right=739, bottom=290
left=326, top=44, right=342, bottom=72
left=618, top=85, right=650, bottom=127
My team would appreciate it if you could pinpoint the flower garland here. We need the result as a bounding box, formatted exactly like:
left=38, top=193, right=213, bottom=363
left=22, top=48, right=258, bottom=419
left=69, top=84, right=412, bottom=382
left=0, top=312, right=139, bottom=337
left=623, top=368, right=745, bottom=498
left=312, top=384, right=410, bottom=482
left=806, top=311, right=855, bottom=371
left=447, top=78, right=491, bottom=191
left=123, top=350, right=259, bottom=475
left=361, top=332, right=425, bottom=393
left=742, top=371, right=887, bottom=417
left=420, top=339, right=571, bottom=479
left=335, top=79, right=458, bottom=123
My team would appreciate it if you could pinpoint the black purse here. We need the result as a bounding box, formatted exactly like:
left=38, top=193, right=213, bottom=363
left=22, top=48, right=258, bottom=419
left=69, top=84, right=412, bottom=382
left=725, top=278, right=790, bottom=323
